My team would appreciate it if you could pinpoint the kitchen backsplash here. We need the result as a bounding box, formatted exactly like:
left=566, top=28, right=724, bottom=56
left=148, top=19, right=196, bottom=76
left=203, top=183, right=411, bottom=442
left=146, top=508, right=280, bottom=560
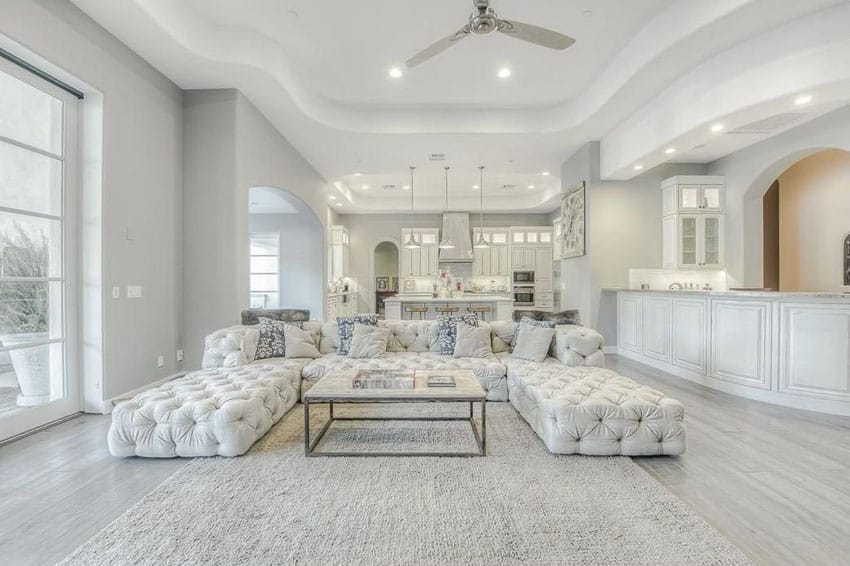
left=628, top=268, right=729, bottom=291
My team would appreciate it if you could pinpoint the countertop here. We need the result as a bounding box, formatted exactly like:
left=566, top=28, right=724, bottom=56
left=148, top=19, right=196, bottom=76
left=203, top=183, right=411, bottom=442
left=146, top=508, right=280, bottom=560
left=384, top=294, right=514, bottom=303
left=602, top=287, right=850, bottom=300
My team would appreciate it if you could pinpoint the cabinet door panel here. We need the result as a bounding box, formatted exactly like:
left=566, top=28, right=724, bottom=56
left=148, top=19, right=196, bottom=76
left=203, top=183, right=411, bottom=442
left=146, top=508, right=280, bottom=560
left=679, top=185, right=701, bottom=210
left=701, top=215, right=723, bottom=267
left=642, top=297, right=672, bottom=362
left=662, top=215, right=676, bottom=269
left=679, top=216, right=699, bottom=267
left=710, top=300, right=772, bottom=389
left=618, top=294, right=642, bottom=353
left=672, top=298, right=707, bottom=373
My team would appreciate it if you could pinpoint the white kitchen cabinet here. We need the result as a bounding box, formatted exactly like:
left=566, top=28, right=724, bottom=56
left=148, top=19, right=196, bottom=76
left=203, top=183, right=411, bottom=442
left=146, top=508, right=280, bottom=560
left=709, top=299, right=773, bottom=390
left=535, top=247, right=553, bottom=292
left=510, top=227, right=554, bottom=245
left=779, top=303, right=850, bottom=401
left=663, top=214, right=724, bottom=269
left=329, top=225, right=350, bottom=281
left=472, top=228, right=511, bottom=276
left=511, top=247, right=536, bottom=269
left=642, top=296, right=672, bottom=363
left=617, top=293, right=643, bottom=353
left=662, top=176, right=725, bottom=214
left=671, top=297, right=708, bottom=374
left=400, top=228, right=439, bottom=277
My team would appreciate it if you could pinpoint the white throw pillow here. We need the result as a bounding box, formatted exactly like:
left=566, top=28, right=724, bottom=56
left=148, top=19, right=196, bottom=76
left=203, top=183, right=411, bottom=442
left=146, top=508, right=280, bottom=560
left=511, top=324, right=556, bottom=363
left=348, top=323, right=391, bottom=359
left=284, top=324, right=321, bottom=359
left=453, top=321, right=492, bottom=358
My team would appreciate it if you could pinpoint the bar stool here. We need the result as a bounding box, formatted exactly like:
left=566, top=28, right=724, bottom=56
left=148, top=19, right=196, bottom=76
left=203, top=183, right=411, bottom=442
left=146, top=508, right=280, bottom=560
left=404, top=305, right=428, bottom=320
left=435, top=305, right=459, bottom=317
left=469, top=305, right=491, bottom=321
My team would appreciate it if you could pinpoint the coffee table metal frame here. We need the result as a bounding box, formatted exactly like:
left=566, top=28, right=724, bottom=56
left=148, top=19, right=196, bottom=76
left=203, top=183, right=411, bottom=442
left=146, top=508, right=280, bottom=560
left=304, top=396, right=486, bottom=457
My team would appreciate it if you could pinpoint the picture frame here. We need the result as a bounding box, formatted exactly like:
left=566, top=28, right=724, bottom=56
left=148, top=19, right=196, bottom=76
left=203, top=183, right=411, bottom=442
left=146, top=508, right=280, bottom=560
left=376, top=277, right=389, bottom=291
left=560, top=181, right=586, bottom=259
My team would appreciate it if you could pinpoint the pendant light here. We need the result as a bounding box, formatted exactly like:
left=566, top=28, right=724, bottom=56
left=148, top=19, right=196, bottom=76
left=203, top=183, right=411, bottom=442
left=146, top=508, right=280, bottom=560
left=438, top=166, right=455, bottom=249
left=403, top=165, right=421, bottom=249
left=473, top=165, right=490, bottom=248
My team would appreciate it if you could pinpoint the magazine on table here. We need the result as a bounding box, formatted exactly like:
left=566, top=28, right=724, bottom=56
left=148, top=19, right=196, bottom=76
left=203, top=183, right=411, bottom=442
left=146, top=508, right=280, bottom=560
left=425, top=373, right=456, bottom=388
left=352, top=369, right=414, bottom=389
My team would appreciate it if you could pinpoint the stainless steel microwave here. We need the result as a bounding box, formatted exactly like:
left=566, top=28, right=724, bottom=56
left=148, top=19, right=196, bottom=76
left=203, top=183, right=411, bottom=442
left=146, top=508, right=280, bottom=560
left=513, top=270, right=534, bottom=283
left=513, top=285, right=535, bottom=306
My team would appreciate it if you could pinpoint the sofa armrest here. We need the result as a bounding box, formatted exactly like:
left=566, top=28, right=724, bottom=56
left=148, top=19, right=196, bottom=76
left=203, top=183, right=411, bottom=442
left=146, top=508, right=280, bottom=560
left=553, top=325, right=605, bottom=368
left=202, top=325, right=260, bottom=369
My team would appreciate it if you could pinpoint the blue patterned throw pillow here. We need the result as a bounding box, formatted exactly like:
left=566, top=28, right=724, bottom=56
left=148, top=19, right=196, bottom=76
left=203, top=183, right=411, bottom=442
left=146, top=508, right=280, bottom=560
left=336, top=314, right=378, bottom=355
left=436, top=314, right=479, bottom=355
left=510, top=316, right=556, bottom=352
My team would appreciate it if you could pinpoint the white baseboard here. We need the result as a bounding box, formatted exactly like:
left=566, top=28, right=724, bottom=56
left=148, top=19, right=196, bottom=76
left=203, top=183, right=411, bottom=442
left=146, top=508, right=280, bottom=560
left=99, top=371, right=187, bottom=415
left=602, top=346, right=617, bottom=354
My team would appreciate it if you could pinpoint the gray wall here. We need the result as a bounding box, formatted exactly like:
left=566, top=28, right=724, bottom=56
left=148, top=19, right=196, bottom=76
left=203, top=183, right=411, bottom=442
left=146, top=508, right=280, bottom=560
left=183, top=90, right=329, bottom=368
left=249, top=212, right=324, bottom=316
left=2, top=0, right=184, bottom=404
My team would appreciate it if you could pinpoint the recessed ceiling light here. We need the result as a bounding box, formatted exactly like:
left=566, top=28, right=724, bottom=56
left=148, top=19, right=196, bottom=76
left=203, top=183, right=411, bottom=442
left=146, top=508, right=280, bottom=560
left=402, top=184, right=410, bottom=190
left=794, top=94, right=813, bottom=106
left=361, top=184, right=369, bottom=190
left=710, top=123, right=725, bottom=133
left=472, top=184, right=480, bottom=189
left=664, top=147, right=676, bottom=155
left=633, top=164, right=644, bottom=171
left=527, top=185, right=535, bottom=189
left=388, top=67, right=403, bottom=79
left=497, top=67, right=512, bottom=79
left=541, top=171, right=550, bottom=176
left=353, top=172, right=362, bottom=176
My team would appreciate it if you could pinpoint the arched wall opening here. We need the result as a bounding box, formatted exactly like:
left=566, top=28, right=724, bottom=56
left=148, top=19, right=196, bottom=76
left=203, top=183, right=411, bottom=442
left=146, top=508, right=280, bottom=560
left=247, top=186, right=324, bottom=318
left=372, top=240, right=399, bottom=317
left=754, top=149, right=850, bottom=292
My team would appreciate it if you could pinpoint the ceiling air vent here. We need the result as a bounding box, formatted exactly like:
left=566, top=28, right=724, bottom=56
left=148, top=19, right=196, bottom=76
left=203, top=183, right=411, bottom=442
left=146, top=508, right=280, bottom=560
left=502, top=184, right=516, bottom=190
left=427, top=152, right=447, bottom=162
left=382, top=184, right=397, bottom=191
left=726, top=113, right=807, bottom=135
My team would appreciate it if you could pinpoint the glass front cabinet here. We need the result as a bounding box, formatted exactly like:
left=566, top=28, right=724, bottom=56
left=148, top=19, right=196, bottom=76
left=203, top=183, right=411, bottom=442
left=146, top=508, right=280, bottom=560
left=661, top=176, right=725, bottom=269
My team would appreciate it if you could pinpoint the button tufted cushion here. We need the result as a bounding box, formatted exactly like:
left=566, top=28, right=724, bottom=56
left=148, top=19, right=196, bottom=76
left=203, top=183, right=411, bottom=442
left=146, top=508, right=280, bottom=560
left=553, top=325, right=605, bottom=367
left=108, top=363, right=303, bottom=458
left=504, top=356, right=686, bottom=456
left=300, top=351, right=507, bottom=401
left=202, top=326, right=260, bottom=369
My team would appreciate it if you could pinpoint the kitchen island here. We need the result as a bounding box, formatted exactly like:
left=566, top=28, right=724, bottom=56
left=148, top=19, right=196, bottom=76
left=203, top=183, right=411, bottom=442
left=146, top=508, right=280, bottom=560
left=384, top=295, right=514, bottom=321
left=604, top=287, right=850, bottom=415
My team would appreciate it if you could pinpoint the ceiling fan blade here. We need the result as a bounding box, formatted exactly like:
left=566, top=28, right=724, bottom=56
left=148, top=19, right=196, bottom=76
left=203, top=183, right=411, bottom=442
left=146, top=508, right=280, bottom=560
left=497, top=19, right=575, bottom=50
left=405, top=26, right=470, bottom=68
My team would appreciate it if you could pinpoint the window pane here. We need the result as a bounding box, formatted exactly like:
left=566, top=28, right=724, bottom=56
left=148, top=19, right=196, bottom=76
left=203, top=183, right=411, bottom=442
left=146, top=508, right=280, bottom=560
left=251, top=255, right=278, bottom=274
left=250, top=235, right=278, bottom=255
left=0, top=212, right=62, bottom=278
left=492, top=233, right=507, bottom=244
left=250, top=292, right=279, bottom=309
left=250, top=274, right=277, bottom=292
left=0, top=140, right=62, bottom=216
left=0, top=71, right=63, bottom=155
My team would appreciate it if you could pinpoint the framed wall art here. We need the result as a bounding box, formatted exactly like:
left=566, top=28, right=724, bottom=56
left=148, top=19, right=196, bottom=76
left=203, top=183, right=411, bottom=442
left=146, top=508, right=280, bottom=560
left=560, top=181, right=586, bottom=259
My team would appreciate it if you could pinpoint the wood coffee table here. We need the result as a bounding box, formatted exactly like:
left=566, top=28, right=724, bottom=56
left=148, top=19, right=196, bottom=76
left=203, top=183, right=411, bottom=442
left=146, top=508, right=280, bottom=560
left=303, top=369, right=486, bottom=457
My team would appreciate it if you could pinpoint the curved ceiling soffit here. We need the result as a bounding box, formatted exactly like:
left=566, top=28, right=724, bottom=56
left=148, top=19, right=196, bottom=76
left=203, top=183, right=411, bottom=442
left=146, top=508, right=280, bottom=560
left=125, top=0, right=762, bottom=135
left=601, top=4, right=850, bottom=178
left=339, top=184, right=563, bottom=213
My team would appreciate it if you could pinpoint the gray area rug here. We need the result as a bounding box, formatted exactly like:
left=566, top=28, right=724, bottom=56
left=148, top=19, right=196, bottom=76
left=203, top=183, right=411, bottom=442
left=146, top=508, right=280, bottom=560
left=63, top=403, right=750, bottom=565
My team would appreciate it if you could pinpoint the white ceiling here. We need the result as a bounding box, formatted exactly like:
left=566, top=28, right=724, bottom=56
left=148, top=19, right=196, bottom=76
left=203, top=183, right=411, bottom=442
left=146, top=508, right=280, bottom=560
left=71, top=0, right=850, bottom=212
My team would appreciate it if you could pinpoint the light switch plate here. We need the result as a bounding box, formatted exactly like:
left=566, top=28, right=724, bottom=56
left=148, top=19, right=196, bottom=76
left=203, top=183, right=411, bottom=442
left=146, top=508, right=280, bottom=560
left=126, top=285, right=142, bottom=298
left=176, top=349, right=184, bottom=362
left=112, top=286, right=121, bottom=299
left=157, top=355, right=164, bottom=368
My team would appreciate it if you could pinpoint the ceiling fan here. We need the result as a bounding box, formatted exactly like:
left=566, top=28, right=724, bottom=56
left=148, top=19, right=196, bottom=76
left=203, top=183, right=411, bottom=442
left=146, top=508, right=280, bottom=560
left=405, top=0, right=576, bottom=68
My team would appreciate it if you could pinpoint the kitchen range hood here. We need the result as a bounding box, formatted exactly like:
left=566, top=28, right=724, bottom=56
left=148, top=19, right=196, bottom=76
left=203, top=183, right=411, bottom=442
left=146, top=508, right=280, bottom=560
left=438, top=211, right=474, bottom=263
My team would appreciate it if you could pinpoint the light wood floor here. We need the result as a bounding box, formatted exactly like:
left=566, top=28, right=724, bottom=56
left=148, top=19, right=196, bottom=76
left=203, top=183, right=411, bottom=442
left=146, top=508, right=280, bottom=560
left=2, top=355, right=849, bottom=565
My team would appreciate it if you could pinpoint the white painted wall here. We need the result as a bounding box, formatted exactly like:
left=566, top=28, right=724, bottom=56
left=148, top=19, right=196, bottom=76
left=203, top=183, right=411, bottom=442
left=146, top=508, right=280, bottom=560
left=1, top=0, right=184, bottom=404
left=183, top=90, right=329, bottom=368
left=776, top=150, right=850, bottom=292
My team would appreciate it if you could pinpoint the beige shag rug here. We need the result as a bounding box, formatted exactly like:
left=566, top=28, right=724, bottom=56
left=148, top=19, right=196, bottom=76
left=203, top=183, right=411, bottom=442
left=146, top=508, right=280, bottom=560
left=63, top=403, right=750, bottom=565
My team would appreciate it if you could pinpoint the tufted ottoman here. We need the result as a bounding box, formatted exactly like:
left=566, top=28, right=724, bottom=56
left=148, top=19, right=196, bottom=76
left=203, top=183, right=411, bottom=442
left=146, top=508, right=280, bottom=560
left=507, top=364, right=686, bottom=456
left=108, top=364, right=301, bottom=458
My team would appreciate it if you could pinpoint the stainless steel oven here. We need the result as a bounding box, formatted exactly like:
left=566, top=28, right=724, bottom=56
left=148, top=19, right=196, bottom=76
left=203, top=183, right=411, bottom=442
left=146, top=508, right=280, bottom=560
left=513, top=285, right=535, bottom=306
left=513, top=270, right=534, bottom=284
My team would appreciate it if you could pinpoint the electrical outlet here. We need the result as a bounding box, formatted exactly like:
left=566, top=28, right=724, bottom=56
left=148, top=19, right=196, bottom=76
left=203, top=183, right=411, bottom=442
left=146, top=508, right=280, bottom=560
left=157, top=355, right=164, bottom=368
left=112, top=286, right=121, bottom=299
left=127, top=285, right=142, bottom=298
left=176, top=349, right=184, bottom=362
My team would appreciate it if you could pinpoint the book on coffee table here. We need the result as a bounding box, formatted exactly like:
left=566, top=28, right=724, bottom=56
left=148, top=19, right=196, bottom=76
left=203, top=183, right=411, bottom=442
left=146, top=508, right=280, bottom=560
left=352, top=369, right=414, bottom=390
left=426, top=374, right=456, bottom=388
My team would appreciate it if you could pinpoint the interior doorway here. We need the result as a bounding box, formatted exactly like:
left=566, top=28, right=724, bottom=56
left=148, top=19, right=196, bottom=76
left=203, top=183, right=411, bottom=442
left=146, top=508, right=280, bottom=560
left=373, top=241, right=399, bottom=317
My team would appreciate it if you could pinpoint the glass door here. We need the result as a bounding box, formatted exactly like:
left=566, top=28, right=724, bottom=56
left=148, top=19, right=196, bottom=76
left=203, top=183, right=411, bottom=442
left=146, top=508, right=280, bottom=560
left=0, top=60, right=79, bottom=442
left=679, top=216, right=699, bottom=267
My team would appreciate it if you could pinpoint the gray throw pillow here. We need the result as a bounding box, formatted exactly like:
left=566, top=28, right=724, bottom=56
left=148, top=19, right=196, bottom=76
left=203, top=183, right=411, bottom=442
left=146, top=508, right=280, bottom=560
left=255, top=317, right=298, bottom=359
left=336, top=314, right=378, bottom=355
left=436, top=314, right=478, bottom=355
left=453, top=322, right=492, bottom=358
left=511, top=324, right=556, bottom=363
left=510, top=316, right=556, bottom=352
left=283, top=324, right=321, bottom=359
left=348, top=323, right=391, bottom=359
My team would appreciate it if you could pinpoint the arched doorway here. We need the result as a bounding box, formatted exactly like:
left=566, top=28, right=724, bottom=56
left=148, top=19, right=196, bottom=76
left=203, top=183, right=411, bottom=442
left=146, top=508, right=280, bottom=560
left=373, top=241, right=399, bottom=318
left=759, top=149, right=850, bottom=292
left=247, top=186, right=324, bottom=318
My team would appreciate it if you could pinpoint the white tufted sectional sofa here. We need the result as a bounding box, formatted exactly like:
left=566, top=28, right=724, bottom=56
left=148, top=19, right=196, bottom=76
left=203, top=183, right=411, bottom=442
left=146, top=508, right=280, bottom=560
left=110, top=318, right=686, bottom=457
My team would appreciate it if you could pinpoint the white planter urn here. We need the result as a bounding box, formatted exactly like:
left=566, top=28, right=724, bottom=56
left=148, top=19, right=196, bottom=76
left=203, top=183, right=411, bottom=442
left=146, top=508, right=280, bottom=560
left=1, top=332, right=50, bottom=407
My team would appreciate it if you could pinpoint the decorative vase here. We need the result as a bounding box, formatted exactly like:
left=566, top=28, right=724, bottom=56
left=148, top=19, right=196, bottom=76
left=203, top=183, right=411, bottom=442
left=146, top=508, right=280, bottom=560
left=1, top=332, right=50, bottom=407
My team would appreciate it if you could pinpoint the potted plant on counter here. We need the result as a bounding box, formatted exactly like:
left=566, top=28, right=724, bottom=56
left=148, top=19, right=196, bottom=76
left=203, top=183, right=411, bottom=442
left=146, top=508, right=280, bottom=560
left=0, top=226, right=51, bottom=407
